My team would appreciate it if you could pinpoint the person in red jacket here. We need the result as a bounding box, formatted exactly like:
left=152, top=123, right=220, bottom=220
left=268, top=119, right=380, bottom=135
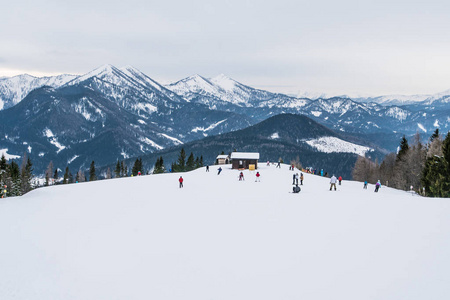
left=179, top=176, right=184, bottom=188
left=338, top=176, right=342, bottom=185
left=255, top=171, right=261, bottom=182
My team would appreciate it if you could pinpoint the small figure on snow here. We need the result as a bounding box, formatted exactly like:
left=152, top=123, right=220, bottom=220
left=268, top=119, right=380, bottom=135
left=375, top=180, right=381, bottom=192
left=217, top=167, right=222, bottom=175
left=338, top=176, right=342, bottom=185
left=363, top=181, right=368, bottom=189
left=179, top=176, right=184, bottom=188
left=330, top=175, right=337, bottom=191
left=320, top=169, right=324, bottom=176
left=276, top=160, right=281, bottom=168
left=292, top=173, right=296, bottom=185
left=255, top=171, right=260, bottom=182
left=266, top=161, right=270, bottom=166
left=293, top=184, right=301, bottom=193
left=239, top=172, right=244, bottom=181
left=206, top=165, right=209, bottom=172
left=300, top=173, right=304, bottom=185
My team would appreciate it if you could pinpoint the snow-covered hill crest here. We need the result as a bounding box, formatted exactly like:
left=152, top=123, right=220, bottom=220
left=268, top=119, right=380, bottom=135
left=1, top=164, right=449, bottom=300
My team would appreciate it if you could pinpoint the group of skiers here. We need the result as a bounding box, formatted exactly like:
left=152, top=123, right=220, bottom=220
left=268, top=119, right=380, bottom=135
left=292, top=173, right=304, bottom=185
left=180, top=163, right=383, bottom=193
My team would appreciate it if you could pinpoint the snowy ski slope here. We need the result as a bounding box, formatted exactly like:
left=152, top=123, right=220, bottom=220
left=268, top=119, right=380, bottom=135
left=1, top=164, right=449, bottom=299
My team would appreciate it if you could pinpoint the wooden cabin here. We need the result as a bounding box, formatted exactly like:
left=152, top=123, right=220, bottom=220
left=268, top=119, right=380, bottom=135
left=230, top=152, right=260, bottom=170
left=216, top=154, right=230, bottom=165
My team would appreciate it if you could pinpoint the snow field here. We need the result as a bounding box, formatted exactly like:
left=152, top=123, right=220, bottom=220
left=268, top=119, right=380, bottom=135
left=0, top=164, right=450, bottom=300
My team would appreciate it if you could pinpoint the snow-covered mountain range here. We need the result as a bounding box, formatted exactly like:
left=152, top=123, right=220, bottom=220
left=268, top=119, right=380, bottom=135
left=0, top=64, right=449, bottom=174
left=0, top=73, right=77, bottom=110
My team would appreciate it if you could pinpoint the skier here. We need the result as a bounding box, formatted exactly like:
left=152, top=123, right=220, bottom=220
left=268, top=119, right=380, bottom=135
left=255, top=171, right=260, bottom=182
left=320, top=169, right=324, bottom=176
left=338, top=176, right=342, bottom=185
left=179, top=176, right=184, bottom=188
left=276, top=160, right=281, bottom=168
left=266, top=161, right=270, bottom=166
left=300, top=173, right=304, bottom=185
left=292, top=184, right=301, bottom=193
left=217, top=167, right=222, bottom=175
left=330, top=175, right=337, bottom=191
left=295, top=173, right=299, bottom=185
left=363, top=181, right=368, bottom=189
left=239, top=172, right=244, bottom=181
left=206, top=165, right=209, bottom=172
left=375, top=180, right=381, bottom=192
left=1, top=185, right=7, bottom=198
left=138, top=171, right=141, bottom=176
left=292, top=173, right=296, bottom=185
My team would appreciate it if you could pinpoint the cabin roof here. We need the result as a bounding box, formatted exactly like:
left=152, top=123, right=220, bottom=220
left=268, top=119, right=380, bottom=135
left=230, top=152, right=260, bottom=160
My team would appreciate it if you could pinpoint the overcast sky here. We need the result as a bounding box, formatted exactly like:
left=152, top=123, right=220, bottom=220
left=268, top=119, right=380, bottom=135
left=1, top=0, right=449, bottom=96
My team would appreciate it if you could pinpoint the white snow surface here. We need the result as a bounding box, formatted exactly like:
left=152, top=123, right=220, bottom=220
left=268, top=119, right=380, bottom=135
left=0, top=165, right=449, bottom=300
left=306, top=136, right=372, bottom=156
left=191, top=119, right=227, bottom=133
left=67, top=155, right=79, bottom=164
left=139, top=137, right=163, bottom=150
left=160, top=133, right=183, bottom=145
left=270, top=132, right=280, bottom=139
left=0, top=148, right=20, bottom=160
left=43, top=128, right=66, bottom=153
left=417, top=123, right=427, bottom=133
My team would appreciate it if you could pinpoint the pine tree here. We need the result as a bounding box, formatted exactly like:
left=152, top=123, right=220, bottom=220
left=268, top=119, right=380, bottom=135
left=121, top=161, right=127, bottom=177
left=153, top=156, right=165, bottom=174
left=186, top=152, right=195, bottom=171
left=9, top=160, right=21, bottom=196
left=115, top=160, right=121, bottom=178
left=397, top=135, right=409, bottom=161
left=132, top=158, right=143, bottom=176
left=421, top=130, right=450, bottom=197
left=53, top=168, right=59, bottom=184
left=195, top=157, right=200, bottom=168
left=0, top=154, right=7, bottom=187
left=89, top=161, right=97, bottom=181
left=174, top=148, right=186, bottom=172
left=430, top=128, right=440, bottom=142
left=441, top=131, right=450, bottom=195
left=63, top=167, right=70, bottom=184
left=20, top=154, right=33, bottom=194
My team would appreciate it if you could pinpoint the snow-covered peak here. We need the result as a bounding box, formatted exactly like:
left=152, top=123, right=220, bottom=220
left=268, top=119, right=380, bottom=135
left=209, top=74, right=238, bottom=92
left=65, top=64, right=123, bottom=86
left=0, top=73, right=77, bottom=110
left=167, top=74, right=217, bottom=97
left=119, top=65, right=163, bottom=92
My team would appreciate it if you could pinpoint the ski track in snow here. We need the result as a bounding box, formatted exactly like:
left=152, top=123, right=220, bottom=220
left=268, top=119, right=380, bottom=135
left=1, top=164, right=450, bottom=300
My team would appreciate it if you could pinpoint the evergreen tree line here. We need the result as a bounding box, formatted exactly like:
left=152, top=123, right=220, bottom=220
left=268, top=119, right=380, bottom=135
left=45, top=160, right=98, bottom=185
left=170, top=148, right=204, bottom=172
left=0, top=153, right=34, bottom=197
left=352, top=129, right=450, bottom=197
